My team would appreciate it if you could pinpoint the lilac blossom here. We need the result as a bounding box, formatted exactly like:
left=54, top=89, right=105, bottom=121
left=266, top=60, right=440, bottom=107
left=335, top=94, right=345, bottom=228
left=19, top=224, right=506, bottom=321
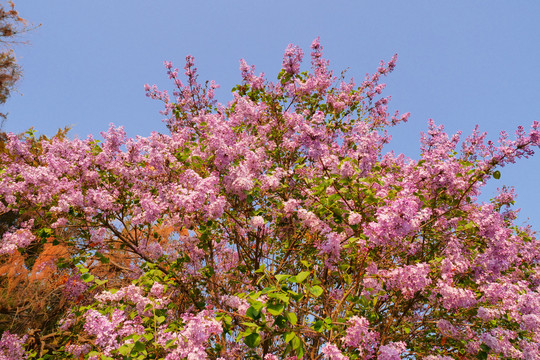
left=322, top=343, right=349, bottom=360
left=342, top=316, right=378, bottom=358
left=0, top=332, right=27, bottom=360
left=383, top=263, right=432, bottom=299
left=377, top=341, right=406, bottom=360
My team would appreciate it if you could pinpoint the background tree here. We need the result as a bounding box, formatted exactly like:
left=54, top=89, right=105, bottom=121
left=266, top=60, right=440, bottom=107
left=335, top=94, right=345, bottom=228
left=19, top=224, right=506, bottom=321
left=0, top=1, right=31, bottom=125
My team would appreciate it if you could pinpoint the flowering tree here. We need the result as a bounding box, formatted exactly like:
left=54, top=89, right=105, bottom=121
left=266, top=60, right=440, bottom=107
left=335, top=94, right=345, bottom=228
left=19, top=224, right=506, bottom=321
left=0, top=38, right=539, bottom=359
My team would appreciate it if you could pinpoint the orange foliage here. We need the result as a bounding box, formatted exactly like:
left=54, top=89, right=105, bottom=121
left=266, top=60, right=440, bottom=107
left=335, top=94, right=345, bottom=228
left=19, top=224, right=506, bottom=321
left=29, top=237, right=69, bottom=281
left=0, top=236, right=71, bottom=334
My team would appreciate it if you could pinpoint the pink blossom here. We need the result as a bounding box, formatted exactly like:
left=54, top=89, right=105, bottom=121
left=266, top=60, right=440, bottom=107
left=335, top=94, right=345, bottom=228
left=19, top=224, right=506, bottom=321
left=348, top=212, right=362, bottom=226
left=479, top=328, right=521, bottom=358
left=65, top=344, right=91, bottom=358
left=342, top=316, right=378, bottom=357
left=150, top=282, right=165, bottom=297
left=476, top=307, right=502, bottom=321
left=377, top=341, right=406, bottom=360
left=0, top=219, right=35, bottom=254
left=83, top=309, right=121, bottom=355
left=322, top=343, right=349, bottom=360
left=282, top=44, right=304, bottom=75
left=221, top=295, right=249, bottom=315
left=320, top=231, right=344, bottom=264
left=283, top=199, right=300, bottom=213
left=383, top=263, right=431, bottom=299
left=63, top=274, right=89, bottom=300
left=521, top=313, right=540, bottom=332
left=159, top=310, right=222, bottom=360
left=436, top=319, right=460, bottom=339
left=297, top=209, right=328, bottom=232
left=0, top=332, right=27, bottom=360
left=436, top=280, right=477, bottom=310
left=250, top=216, right=265, bottom=229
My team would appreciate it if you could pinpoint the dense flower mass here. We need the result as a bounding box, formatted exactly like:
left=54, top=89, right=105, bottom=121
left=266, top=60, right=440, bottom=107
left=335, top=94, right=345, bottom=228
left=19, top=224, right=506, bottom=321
left=0, top=332, right=27, bottom=360
left=1, top=38, right=540, bottom=359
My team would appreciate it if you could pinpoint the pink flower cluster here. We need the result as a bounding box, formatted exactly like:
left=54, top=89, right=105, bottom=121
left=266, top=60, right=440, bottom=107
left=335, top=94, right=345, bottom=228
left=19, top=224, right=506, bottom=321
left=155, top=310, right=222, bottom=360
left=0, top=220, right=34, bottom=255
left=0, top=332, right=27, bottom=360
left=95, top=283, right=169, bottom=315
left=342, top=316, right=379, bottom=358
left=436, top=280, right=477, bottom=310
left=322, top=343, right=349, bottom=360
left=377, top=341, right=407, bottom=360
left=383, top=263, right=432, bottom=299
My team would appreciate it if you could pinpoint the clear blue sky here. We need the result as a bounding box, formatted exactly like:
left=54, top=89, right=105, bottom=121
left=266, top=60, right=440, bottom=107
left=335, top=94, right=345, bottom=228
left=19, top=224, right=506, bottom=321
left=4, top=1, right=540, bottom=229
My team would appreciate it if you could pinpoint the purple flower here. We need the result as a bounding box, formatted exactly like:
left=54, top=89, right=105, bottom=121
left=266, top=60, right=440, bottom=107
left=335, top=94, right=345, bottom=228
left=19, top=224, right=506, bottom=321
left=377, top=341, right=406, bottom=360
left=250, top=216, right=265, bottom=229
left=282, top=44, right=304, bottom=75
left=384, top=263, right=432, bottom=299
left=348, top=212, right=362, bottom=226
left=343, top=316, right=379, bottom=357
left=0, top=332, right=27, bottom=360
left=321, top=343, right=349, bottom=360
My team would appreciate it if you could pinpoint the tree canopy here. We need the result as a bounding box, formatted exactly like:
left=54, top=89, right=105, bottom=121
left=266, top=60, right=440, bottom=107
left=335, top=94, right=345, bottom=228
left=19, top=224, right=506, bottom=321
left=0, top=38, right=539, bottom=359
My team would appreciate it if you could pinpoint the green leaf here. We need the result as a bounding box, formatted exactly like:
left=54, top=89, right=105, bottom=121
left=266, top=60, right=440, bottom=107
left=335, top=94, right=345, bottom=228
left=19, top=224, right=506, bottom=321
left=244, top=333, right=261, bottom=348
left=37, top=228, right=53, bottom=239
left=274, top=315, right=287, bottom=328
left=246, top=306, right=261, bottom=320
left=289, top=271, right=310, bottom=284
left=156, top=316, right=166, bottom=324
left=493, top=170, right=501, bottom=179
left=313, top=320, right=324, bottom=331
left=464, top=221, right=476, bottom=230
left=95, top=252, right=110, bottom=264
left=309, top=286, right=323, bottom=297
left=118, top=345, right=131, bottom=356
left=477, top=350, right=488, bottom=360
left=288, top=291, right=304, bottom=302
left=291, top=335, right=301, bottom=350
left=250, top=300, right=264, bottom=311
left=286, top=312, right=298, bottom=325
left=132, top=341, right=146, bottom=354
left=296, top=343, right=306, bottom=359
left=266, top=302, right=284, bottom=316
left=268, top=292, right=290, bottom=304
left=94, top=278, right=108, bottom=286
left=249, top=291, right=263, bottom=300
left=275, top=274, right=291, bottom=283
left=285, top=332, right=296, bottom=343
left=81, top=273, right=94, bottom=282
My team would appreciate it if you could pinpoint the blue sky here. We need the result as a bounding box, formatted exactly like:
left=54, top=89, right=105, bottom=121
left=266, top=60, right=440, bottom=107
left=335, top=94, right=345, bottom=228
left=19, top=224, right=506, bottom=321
left=4, top=1, right=540, bottom=229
